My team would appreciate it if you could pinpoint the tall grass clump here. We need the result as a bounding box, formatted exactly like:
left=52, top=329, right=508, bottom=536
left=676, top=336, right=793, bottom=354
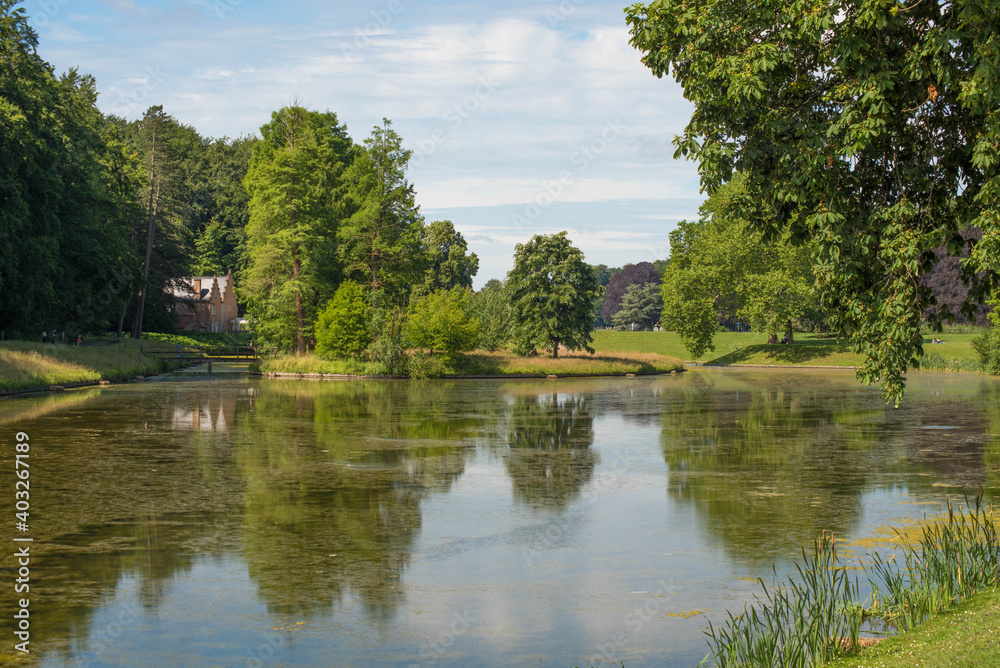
left=701, top=532, right=863, bottom=668
left=916, top=352, right=984, bottom=373
left=701, top=495, right=998, bottom=668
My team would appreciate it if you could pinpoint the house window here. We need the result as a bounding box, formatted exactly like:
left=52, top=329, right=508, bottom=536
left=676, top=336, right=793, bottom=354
left=211, top=303, right=216, bottom=317
left=212, top=322, right=219, bottom=333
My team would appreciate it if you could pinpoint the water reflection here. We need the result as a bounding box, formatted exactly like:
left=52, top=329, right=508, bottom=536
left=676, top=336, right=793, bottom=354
left=235, top=382, right=476, bottom=621
left=1, top=372, right=998, bottom=666
left=503, top=392, right=598, bottom=510
left=660, top=371, right=1000, bottom=564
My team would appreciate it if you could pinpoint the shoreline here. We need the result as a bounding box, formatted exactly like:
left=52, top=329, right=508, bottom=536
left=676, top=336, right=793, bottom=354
left=4, top=360, right=988, bottom=399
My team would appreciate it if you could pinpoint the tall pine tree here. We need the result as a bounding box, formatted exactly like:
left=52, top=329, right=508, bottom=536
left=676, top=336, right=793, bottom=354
left=243, top=106, right=353, bottom=355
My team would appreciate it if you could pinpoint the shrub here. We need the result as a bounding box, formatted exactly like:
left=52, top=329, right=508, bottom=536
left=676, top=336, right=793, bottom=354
left=404, top=288, right=479, bottom=358
left=971, top=292, right=1000, bottom=375
left=474, top=280, right=513, bottom=351
left=972, top=328, right=1000, bottom=375
left=314, top=281, right=371, bottom=359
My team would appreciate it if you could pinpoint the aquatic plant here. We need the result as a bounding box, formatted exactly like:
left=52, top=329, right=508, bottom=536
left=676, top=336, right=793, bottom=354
left=700, top=532, right=863, bottom=668
left=867, top=496, right=999, bottom=632
left=700, top=495, right=998, bottom=668
left=916, top=352, right=984, bottom=373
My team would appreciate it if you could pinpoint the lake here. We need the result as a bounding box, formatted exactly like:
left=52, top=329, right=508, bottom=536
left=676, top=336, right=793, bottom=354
left=2, top=369, right=998, bottom=667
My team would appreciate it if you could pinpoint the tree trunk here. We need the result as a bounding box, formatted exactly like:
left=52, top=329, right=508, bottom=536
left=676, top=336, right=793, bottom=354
left=132, top=126, right=158, bottom=339
left=552, top=340, right=559, bottom=358
left=785, top=319, right=795, bottom=343
left=116, top=304, right=128, bottom=339
left=767, top=332, right=778, bottom=344
left=133, top=174, right=159, bottom=339
left=292, top=243, right=305, bottom=356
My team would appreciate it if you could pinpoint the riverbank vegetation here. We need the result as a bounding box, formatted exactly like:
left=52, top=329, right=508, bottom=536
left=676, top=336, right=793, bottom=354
left=820, top=587, right=1000, bottom=668
left=700, top=497, right=999, bottom=668
left=0, top=340, right=175, bottom=391
left=263, top=349, right=683, bottom=378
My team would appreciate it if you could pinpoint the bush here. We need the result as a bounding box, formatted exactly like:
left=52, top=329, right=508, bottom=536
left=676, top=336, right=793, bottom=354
left=314, top=281, right=371, bottom=359
left=474, top=280, right=512, bottom=351
left=407, top=350, right=452, bottom=378
left=366, top=305, right=408, bottom=375
left=404, top=288, right=479, bottom=358
left=972, top=327, right=1000, bottom=375
left=971, top=292, right=1000, bottom=375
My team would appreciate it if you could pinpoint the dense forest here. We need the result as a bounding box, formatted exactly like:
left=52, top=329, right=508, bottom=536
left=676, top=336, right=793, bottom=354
left=0, top=3, right=252, bottom=339
left=0, top=3, right=483, bottom=348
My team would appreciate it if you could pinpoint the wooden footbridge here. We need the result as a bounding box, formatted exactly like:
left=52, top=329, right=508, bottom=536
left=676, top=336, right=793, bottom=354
left=141, top=344, right=276, bottom=363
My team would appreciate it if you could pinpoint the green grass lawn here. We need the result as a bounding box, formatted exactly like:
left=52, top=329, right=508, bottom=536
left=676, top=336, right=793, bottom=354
left=591, top=330, right=984, bottom=371
left=821, top=588, right=1000, bottom=668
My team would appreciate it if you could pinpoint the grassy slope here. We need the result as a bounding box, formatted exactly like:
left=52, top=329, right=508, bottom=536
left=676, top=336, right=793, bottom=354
left=591, top=330, right=981, bottom=369
left=821, top=588, right=1000, bottom=668
left=0, top=339, right=172, bottom=390
left=454, top=350, right=683, bottom=375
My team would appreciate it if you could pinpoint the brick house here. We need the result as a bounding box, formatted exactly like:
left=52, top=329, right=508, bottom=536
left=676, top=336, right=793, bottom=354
left=171, top=270, right=239, bottom=333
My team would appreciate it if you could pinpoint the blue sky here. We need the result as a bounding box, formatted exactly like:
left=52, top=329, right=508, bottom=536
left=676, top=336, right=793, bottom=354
left=26, top=0, right=703, bottom=286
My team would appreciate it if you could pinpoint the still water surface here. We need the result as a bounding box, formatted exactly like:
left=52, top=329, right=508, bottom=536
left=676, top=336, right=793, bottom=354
left=2, top=369, right=998, bottom=667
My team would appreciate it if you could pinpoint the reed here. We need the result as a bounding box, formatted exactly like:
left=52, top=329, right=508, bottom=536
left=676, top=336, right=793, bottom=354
left=701, top=495, right=998, bottom=668
left=867, top=496, right=998, bottom=632
left=701, top=532, right=863, bottom=668
left=915, top=353, right=984, bottom=373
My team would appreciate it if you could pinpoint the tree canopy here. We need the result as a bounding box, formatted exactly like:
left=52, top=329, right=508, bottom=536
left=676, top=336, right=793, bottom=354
left=0, top=3, right=137, bottom=337
left=417, top=220, right=479, bottom=295
left=315, top=280, right=370, bottom=359
left=404, top=287, right=479, bottom=358
left=243, top=106, right=353, bottom=354
left=600, top=261, right=660, bottom=324
left=506, top=232, right=601, bottom=358
left=338, top=119, right=423, bottom=305
left=627, top=0, right=1000, bottom=402
left=612, top=282, right=664, bottom=331
left=660, top=177, right=817, bottom=355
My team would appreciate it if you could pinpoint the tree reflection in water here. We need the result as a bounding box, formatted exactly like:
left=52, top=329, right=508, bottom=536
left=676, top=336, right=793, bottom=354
left=236, top=381, right=478, bottom=621
left=501, top=392, right=597, bottom=511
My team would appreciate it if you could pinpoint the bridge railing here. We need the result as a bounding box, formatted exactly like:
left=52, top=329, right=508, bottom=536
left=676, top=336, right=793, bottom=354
left=141, top=345, right=278, bottom=361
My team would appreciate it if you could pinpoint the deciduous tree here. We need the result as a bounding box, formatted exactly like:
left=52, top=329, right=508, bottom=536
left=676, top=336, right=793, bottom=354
left=660, top=178, right=817, bottom=355
left=627, top=0, right=1000, bottom=402
left=506, top=232, right=600, bottom=358
left=404, top=288, right=479, bottom=358
left=416, top=220, right=479, bottom=295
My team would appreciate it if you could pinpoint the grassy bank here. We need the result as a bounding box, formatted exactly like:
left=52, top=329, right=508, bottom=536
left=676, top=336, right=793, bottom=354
left=0, top=339, right=174, bottom=391
left=591, top=330, right=984, bottom=371
left=820, top=587, right=1000, bottom=668
left=262, top=349, right=684, bottom=378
